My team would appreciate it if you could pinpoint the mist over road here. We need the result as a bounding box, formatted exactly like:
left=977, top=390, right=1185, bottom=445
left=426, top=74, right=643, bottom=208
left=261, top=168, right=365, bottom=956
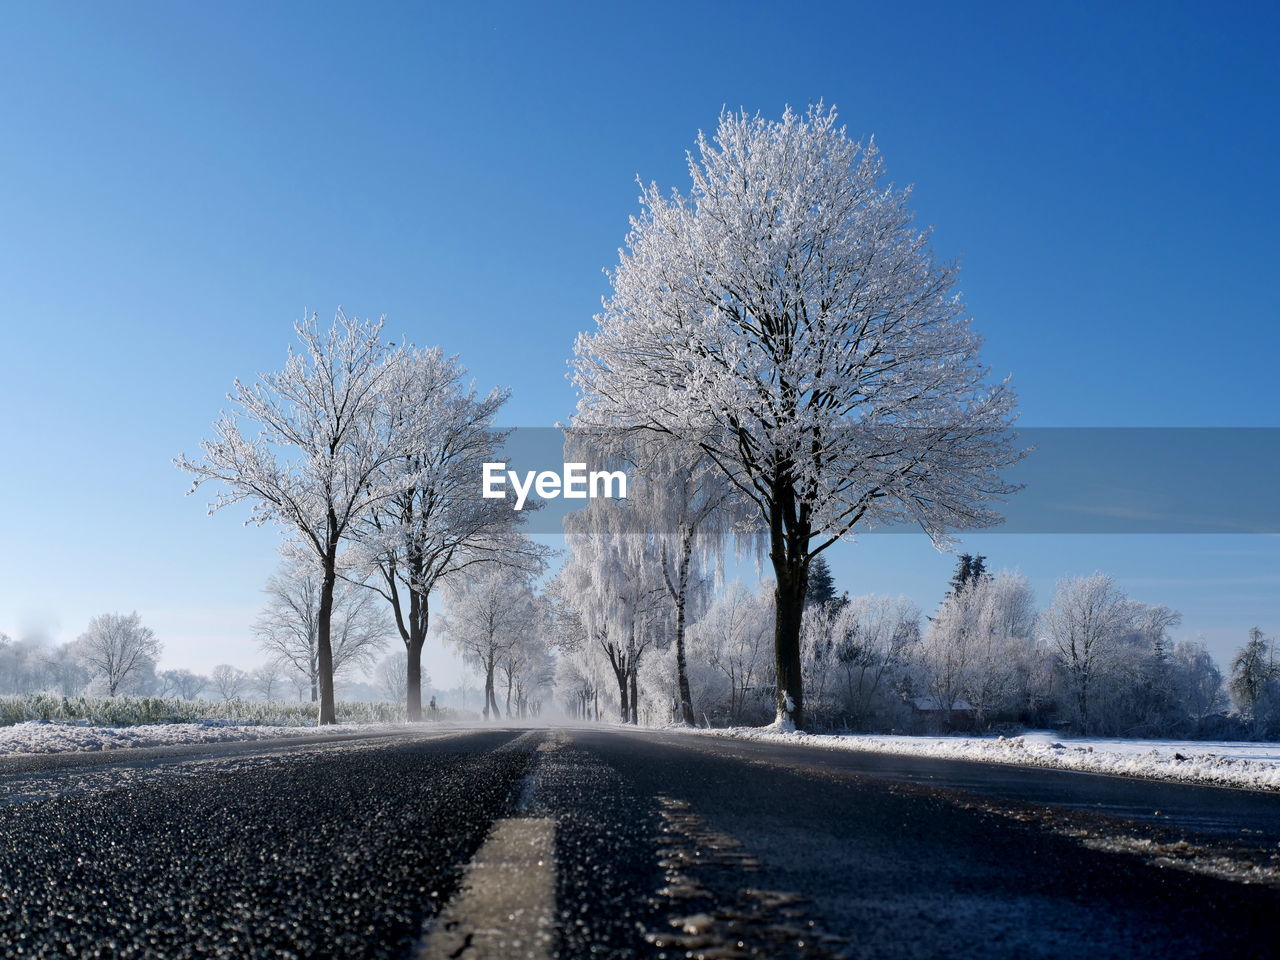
left=0, top=726, right=1275, bottom=958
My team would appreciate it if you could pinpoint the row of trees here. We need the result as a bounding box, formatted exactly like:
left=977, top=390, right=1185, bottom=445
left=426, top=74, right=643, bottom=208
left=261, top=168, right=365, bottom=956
left=177, top=316, right=546, bottom=723
left=164, top=102, right=1270, bottom=741
left=548, top=550, right=1255, bottom=739
left=3, top=557, right=1271, bottom=740
left=0, top=612, right=419, bottom=704
left=167, top=103, right=1023, bottom=729
left=0, top=613, right=160, bottom=698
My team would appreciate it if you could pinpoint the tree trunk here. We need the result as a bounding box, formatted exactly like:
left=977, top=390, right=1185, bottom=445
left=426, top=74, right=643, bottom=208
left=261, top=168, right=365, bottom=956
left=673, top=539, right=696, bottom=726
left=772, top=555, right=808, bottom=731
left=316, top=548, right=339, bottom=725
left=768, top=474, right=810, bottom=731
left=406, top=588, right=428, bottom=722
left=614, top=671, right=629, bottom=722
left=406, top=637, right=425, bottom=721
left=1077, top=676, right=1089, bottom=735
left=629, top=666, right=639, bottom=725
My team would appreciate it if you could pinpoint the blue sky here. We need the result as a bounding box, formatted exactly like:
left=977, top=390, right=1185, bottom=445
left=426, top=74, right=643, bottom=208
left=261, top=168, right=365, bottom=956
left=0, top=1, right=1276, bottom=682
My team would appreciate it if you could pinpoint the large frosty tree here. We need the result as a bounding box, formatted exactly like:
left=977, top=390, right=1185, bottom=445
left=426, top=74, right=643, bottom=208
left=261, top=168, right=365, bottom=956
left=573, top=104, right=1021, bottom=729
left=177, top=312, right=420, bottom=724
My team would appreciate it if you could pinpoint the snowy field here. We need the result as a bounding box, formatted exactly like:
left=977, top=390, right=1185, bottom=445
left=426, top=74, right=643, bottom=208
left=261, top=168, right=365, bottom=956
left=0, top=720, right=410, bottom=755
left=688, top=727, right=1280, bottom=792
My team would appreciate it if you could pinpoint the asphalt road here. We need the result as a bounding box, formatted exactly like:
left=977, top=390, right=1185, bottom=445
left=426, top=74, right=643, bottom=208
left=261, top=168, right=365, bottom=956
left=0, top=726, right=1277, bottom=959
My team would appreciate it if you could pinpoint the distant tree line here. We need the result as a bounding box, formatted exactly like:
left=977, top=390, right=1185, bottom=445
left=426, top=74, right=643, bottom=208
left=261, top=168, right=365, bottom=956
left=0, top=598, right=432, bottom=707
left=553, top=552, right=1266, bottom=740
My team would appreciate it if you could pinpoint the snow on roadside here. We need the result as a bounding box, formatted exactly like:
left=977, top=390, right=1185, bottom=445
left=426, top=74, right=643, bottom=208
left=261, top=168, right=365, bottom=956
left=0, top=720, right=388, bottom=755
left=683, top=727, right=1280, bottom=792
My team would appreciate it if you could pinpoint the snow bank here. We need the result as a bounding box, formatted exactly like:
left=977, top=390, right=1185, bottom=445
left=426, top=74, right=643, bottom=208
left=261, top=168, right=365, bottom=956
left=687, top=727, right=1280, bottom=792
left=0, top=720, right=362, bottom=755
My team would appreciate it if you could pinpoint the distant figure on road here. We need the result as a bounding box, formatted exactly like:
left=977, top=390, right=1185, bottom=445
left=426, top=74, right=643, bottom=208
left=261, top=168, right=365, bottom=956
left=429, top=696, right=438, bottom=721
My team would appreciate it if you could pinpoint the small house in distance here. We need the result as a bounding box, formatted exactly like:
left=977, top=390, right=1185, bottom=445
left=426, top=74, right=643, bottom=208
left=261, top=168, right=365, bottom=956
left=909, top=696, right=977, bottom=733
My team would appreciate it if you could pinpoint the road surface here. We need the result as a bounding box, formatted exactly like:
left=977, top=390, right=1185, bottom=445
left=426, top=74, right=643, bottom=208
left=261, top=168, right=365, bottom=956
left=0, top=725, right=1277, bottom=958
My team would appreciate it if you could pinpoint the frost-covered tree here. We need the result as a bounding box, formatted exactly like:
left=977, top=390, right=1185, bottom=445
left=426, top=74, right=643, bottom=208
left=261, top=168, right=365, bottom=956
left=959, top=573, right=1035, bottom=728
left=210, top=664, right=248, bottom=702
left=159, top=668, right=206, bottom=700
left=916, top=595, right=973, bottom=725
left=801, top=601, right=843, bottom=721
left=688, top=581, right=774, bottom=725
left=439, top=567, right=536, bottom=719
left=651, top=465, right=724, bottom=725
left=573, top=104, right=1021, bottom=729
left=253, top=559, right=391, bottom=702
left=1170, top=639, right=1225, bottom=723
left=74, top=612, right=161, bottom=696
left=287, top=669, right=312, bottom=703
left=499, top=621, right=555, bottom=719
left=1115, top=603, right=1185, bottom=735
left=559, top=502, right=667, bottom=724
left=251, top=661, right=285, bottom=701
left=177, top=312, right=424, bottom=724
left=0, top=634, right=83, bottom=695
left=592, top=433, right=737, bottom=725
left=1230, top=627, right=1274, bottom=718
left=42, top=641, right=91, bottom=696
left=1042, top=574, right=1132, bottom=734
left=374, top=650, right=412, bottom=703
left=830, top=594, right=919, bottom=729
left=357, top=347, right=544, bottom=721
left=545, top=582, right=611, bottom=721
left=555, top=654, right=598, bottom=721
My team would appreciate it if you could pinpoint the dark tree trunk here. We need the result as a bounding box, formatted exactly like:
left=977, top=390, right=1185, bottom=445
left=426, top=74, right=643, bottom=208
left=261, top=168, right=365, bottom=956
left=629, top=666, right=639, bottom=725
left=406, top=638, right=424, bottom=721
left=673, top=538, right=697, bottom=726
left=613, top=668, right=629, bottom=722
left=767, top=468, right=812, bottom=730
left=405, top=588, right=428, bottom=722
left=1077, top=678, right=1089, bottom=735
left=316, top=542, right=339, bottom=726
left=602, top=634, right=631, bottom=724
left=770, top=538, right=809, bottom=730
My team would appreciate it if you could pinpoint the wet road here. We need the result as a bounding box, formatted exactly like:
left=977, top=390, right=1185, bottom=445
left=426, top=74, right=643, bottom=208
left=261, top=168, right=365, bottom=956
left=0, top=725, right=1276, bottom=958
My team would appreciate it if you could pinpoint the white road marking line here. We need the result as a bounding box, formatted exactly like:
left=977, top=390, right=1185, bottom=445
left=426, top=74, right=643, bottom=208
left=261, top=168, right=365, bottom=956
left=417, top=817, right=556, bottom=960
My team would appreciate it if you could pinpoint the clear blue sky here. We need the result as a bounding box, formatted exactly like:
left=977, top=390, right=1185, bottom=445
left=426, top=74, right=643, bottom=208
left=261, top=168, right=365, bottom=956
left=0, top=1, right=1276, bottom=682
